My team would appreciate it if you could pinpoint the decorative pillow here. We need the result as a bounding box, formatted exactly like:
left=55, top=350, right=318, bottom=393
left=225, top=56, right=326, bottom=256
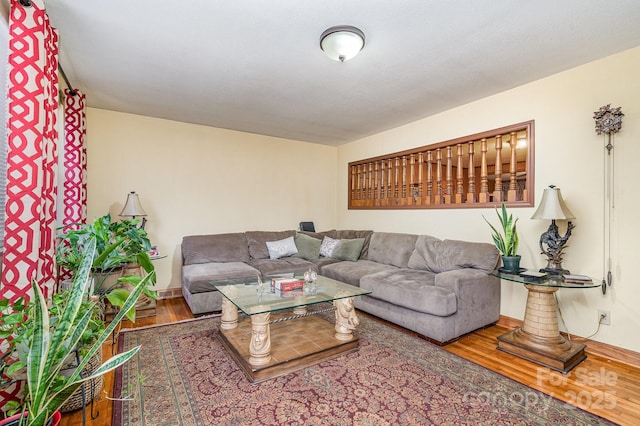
left=266, top=236, right=298, bottom=260
left=293, top=233, right=322, bottom=261
left=335, top=230, right=373, bottom=258
left=331, top=238, right=365, bottom=262
left=246, top=230, right=296, bottom=259
left=319, top=236, right=340, bottom=258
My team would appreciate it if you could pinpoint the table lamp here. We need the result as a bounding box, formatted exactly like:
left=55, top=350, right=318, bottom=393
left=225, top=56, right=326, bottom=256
left=531, top=185, right=575, bottom=274
left=119, top=191, right=148, bottom=229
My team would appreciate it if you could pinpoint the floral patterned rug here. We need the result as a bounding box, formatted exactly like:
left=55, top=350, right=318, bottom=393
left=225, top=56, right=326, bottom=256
left=113, top=314, right=614, bottom=425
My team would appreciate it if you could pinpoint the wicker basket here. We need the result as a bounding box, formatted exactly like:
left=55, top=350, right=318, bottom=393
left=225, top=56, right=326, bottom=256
left=60, top=347, right=103, bottom=413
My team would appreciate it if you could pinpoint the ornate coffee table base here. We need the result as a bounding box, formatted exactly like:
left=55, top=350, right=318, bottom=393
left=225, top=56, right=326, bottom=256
left=497, top=284, right=586, bottom=373
left=218, top=301, right=360, bottom=383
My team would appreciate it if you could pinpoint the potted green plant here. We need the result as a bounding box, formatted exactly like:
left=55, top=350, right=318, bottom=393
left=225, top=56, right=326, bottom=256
left=483, top=203, right=521, bottom=272
left=56, top=214, right=156, bottom=321
left=0, top=238, right=152, bottom=426
left=1, top=292, right=105, bottom=417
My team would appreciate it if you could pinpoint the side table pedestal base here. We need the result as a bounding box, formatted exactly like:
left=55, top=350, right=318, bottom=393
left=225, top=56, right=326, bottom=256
left=497, top=328, right=586, bottom=373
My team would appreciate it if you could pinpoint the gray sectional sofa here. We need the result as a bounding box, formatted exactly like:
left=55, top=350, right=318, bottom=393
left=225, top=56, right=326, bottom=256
left=181, top=229, right=500, bottom=343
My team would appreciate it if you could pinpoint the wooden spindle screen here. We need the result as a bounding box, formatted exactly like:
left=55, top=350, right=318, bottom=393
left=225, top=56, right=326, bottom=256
left=348, top=121, right=534, bottom=209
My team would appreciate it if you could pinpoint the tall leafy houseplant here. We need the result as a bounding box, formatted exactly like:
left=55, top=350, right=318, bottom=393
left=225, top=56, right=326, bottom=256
left=484, top=203, right=520, bottom=272
left=0, top=238, right=152, bottom=426
left=56, top=214, right=156, bottom=321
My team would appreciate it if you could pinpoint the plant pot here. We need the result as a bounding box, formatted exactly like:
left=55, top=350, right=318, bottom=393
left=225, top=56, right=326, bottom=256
left=0, top=410, right=61, bottom=426
left=59, top=347, right=104, bottom=413
left=59, top=278, right=74, bottom=292
left=501, top=255, right=522, bottom=272
left=92, top=268, right=123, bottom=321
left=91, top=268, right=123, bottom=293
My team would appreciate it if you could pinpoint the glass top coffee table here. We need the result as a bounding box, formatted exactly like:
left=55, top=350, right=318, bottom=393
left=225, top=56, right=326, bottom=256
left=215, top=275, right=371, bottom=383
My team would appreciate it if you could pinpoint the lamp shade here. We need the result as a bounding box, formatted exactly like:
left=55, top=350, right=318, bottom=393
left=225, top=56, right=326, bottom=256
left=119, top=191, right=147, bottom=217
left=531, top=186, right=575, bottom=220
left=320, top=25, right=365, bottom=62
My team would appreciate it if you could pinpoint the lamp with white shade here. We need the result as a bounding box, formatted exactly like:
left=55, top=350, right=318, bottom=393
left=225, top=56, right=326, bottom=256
left=531, top=185, right=576, bottom=274
left=119, top=191, right=148, bottom=229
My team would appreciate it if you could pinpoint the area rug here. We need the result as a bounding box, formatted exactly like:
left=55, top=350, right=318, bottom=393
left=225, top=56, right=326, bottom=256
left=113, top=314, right=614, bottom=426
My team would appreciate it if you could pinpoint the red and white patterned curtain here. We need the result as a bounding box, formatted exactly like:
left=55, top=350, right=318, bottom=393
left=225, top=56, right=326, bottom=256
left=58, top=89, right=87, bottom=281
left=1, top=0, right=59, bottom=302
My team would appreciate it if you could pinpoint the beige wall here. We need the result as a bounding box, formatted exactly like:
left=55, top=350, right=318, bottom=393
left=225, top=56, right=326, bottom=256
left=85, top=110, right=337, bottom=295
left=85, top=46, right=639, bottom=352
left=337, top=46, right=640, bottom=352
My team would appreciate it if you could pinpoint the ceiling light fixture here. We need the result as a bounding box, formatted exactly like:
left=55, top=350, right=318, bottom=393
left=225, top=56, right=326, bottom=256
left=320, top=25, right=365, bottom=62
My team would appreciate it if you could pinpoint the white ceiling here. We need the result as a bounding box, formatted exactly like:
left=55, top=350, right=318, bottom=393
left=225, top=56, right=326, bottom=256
left=43, top=0, right=640, bottom=146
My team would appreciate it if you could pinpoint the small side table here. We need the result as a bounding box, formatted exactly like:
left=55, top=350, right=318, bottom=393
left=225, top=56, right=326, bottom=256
left=121, top=255, right=167, bottom=318
left=493, top=270, right=601, bottom=373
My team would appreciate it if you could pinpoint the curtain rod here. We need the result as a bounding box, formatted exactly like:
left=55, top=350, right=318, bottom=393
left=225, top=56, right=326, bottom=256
left=17, top=0, right=77, bottom=96
left=59, top=65, right=77, bottom=97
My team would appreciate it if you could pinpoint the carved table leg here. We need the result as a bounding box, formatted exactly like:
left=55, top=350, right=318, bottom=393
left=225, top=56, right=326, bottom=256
left=249, top=312, right=271, bottom=366
left=293, top=306, right=307, bottom=314
left=334, top=296, right=359, bottom=341
left=220, top=297, right=238, bottom=330
left=293, top=296, right=307, bottom=315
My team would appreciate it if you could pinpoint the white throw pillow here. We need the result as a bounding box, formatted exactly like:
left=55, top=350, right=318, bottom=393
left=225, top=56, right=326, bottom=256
left=266, top=236, right=298, bottom=260
left=319, top=236, right=340, bottom=258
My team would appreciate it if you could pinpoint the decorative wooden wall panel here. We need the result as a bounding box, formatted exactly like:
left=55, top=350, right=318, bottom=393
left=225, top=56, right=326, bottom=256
left=348, top=121, right=534, bottom=209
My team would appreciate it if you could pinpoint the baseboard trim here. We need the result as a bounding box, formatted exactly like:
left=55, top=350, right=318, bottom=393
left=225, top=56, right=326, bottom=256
left=498, top=315, right=640, bottom=370
left=156, top=288, right=183, bottom=300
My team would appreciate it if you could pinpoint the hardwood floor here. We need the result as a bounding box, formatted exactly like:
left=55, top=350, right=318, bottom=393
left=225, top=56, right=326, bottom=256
left=446, top=322, right=640, bottom=425
left=60, top=298, right=639, bottom=425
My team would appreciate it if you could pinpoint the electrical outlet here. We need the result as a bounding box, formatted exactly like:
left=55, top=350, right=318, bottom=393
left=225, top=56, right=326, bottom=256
left=598, top=309, right=611, bottom=326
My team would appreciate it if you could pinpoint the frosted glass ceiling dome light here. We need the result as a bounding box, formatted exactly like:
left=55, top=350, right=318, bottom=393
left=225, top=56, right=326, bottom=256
left=320, top=25, right=365, bottom=62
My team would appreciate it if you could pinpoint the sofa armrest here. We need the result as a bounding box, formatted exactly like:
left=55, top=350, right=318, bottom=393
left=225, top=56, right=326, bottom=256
left=435, top=268, right=488, bottom=286
left=435, top=269, right=500, bottom=335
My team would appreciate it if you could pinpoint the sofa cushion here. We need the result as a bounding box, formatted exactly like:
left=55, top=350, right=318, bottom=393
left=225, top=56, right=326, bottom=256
left=361, top=269, right=457, bottom=317
left=293, top=233, right=322, bottom=261
left=311, top=256, right=343, bottom=269
left=331, top=238, right=365, bottom=262
left=335, top=230, right=373, bottom=258
left=182, top=233, right=249, bottom=265
left=249, top=257, right=317, bottom=277
left=367, top=232, right=418, bottom=268
left=266, top=236, right=298, bottom=259
left=320, top=259, right=396, bottom=287
left=299, top=229, right=337, bottom=240
left=182, top=262, right=260, bottom=294
left=408, top=236, right=499, bottom=273
left=319, top=236, right=340, bottom=257
left=246, top=230, right=296, bottom=260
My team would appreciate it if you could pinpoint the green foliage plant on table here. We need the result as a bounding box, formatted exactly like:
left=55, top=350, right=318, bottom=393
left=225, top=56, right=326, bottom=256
left=0, top=238, right=153, bottom=426
left=483, top=203, right=519, bottom=257
left=55, top=213, right=157, bottom=322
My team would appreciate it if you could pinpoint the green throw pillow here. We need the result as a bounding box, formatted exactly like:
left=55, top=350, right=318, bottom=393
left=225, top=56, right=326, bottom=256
left=294, top=233, right=322, bottom=261
left=331, top=238, right=365, bottom=262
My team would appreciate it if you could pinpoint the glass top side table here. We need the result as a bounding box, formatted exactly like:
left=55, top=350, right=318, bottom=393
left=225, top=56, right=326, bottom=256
left=492, top=269, right=600, bottom=373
